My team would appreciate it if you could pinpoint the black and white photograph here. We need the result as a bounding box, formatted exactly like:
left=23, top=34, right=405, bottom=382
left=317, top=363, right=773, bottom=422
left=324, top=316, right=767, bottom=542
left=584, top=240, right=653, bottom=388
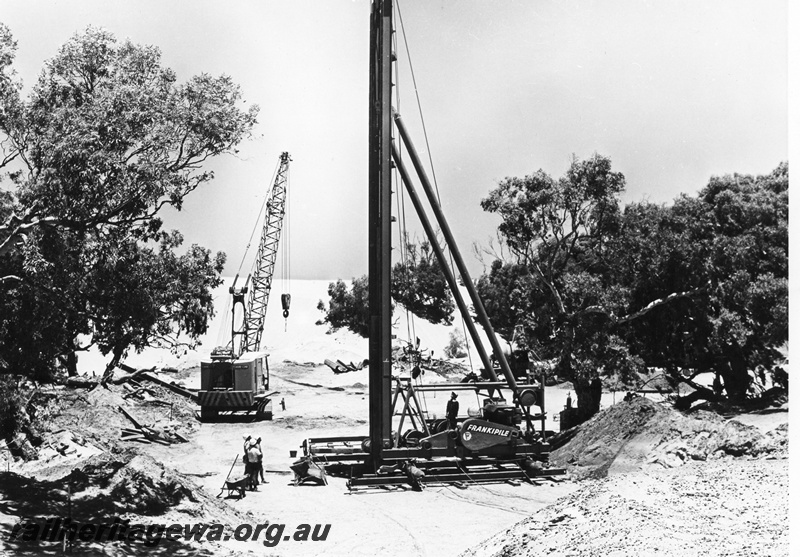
left=0, top=1, right=790, bottom=555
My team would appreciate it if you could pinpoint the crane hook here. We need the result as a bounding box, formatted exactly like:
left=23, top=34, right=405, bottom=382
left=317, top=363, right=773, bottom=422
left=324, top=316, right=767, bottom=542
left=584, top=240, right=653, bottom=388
left=281, top=294, right=291, bottom=332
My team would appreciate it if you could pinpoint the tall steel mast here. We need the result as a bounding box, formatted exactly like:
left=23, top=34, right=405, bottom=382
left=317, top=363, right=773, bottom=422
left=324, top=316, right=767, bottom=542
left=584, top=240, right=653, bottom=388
left=368, top=0, right=394, bottom=467
left=295, top=1, right=562, bottom=488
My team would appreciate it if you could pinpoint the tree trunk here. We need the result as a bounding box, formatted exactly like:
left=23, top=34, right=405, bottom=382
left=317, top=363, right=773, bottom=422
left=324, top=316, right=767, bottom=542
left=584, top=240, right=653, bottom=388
left=674, top=384, right=723, bottom=410
left=57, top=343, right=79, bottom=376
left=572, top=376, right=602, bottom=425
left=65, top=350, right=78, bottom=376
left=720, top=356, right=750, bottom=403
left=100, top=339, right=129, bottom=386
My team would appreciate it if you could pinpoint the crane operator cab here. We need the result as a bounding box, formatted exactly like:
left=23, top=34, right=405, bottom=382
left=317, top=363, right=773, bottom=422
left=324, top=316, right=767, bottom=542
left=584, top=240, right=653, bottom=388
left=198, top=349, right=271, bottom=420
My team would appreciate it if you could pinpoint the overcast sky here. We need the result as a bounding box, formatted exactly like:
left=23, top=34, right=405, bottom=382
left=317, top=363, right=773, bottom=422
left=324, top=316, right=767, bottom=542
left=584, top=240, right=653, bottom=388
left=1, top=0, right=788, bottom=280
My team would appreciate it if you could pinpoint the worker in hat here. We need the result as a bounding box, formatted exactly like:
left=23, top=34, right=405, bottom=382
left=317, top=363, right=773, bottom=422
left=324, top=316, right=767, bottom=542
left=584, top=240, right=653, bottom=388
left=246, top=440, right=262, bottom=491
left=446, top=392, right=459, bottom=430
left=242, top=435, right=254, bottom=488
left=256, top=437, right=265, bottom=483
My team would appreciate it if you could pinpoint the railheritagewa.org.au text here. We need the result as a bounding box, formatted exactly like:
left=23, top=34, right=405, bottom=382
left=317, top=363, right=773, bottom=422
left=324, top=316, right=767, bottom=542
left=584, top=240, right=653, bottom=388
left=8, top=518, right=331, bottom=548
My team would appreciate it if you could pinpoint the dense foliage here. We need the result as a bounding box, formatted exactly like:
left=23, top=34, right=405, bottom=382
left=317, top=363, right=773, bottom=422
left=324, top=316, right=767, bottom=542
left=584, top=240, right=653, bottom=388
left=391, top=239, right=454, bottom=325
left=618, top=164, right=788, bottom=405
left=0, top=26, right=257, bottom=381
left=317, top=240, right=455, bottom=336
left=316, top=276, right=372, bottom=338
left=443, top=328, right=468, bottom=359
left=479, top=154, right=632, bottom=418
left=478, top=155, right=787, bottom=419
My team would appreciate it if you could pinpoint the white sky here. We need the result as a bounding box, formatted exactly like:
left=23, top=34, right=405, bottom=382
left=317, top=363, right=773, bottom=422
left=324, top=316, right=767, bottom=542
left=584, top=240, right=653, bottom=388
left=0, top=0, right=788, bottom=280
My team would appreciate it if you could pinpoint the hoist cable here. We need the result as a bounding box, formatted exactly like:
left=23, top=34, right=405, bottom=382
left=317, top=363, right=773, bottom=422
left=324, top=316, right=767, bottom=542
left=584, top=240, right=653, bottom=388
left=282, top=164, right=291, bottom=293
left=396, top=0, right=474, bottom=372
left=236, top=156, right=282, bottom=278
left=394, top=167, right=414, bottom=346
left=216, top=290, right=233, bottom=348
left=396, top=0, right=440, bottom=204
left=281, top=164, right=291, bottom=332
left=392, top=7, right=416, bottom=350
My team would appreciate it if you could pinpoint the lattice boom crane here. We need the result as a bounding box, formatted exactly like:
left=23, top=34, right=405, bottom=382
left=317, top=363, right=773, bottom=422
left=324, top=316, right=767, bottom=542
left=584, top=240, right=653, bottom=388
left=231, top=150, right=292, bottom=356
left=197, top=151, right=291, bottom=421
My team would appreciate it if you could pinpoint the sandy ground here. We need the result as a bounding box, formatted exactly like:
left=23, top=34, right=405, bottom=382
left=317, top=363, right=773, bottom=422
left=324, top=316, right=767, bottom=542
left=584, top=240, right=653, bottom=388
left=462, top=458, right=788, bottom=557
left=464, top=397, right=790, bottom=557
left=1, top=279, right=791, bottom=556
left=140, top=362, right=578, bottom=557
left=2, top=366, right=787, bottom=556
left=2, top=280, right=580, bottom=556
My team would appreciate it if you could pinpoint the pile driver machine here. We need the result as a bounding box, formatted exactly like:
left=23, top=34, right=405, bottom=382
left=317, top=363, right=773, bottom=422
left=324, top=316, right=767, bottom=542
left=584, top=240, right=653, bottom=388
left=297, top=2, right=563, bottom=488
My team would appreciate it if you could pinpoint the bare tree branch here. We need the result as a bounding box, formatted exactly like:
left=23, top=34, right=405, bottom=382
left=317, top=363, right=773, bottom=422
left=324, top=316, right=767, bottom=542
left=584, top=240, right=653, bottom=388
left=574, top=286, right=706, bottom=324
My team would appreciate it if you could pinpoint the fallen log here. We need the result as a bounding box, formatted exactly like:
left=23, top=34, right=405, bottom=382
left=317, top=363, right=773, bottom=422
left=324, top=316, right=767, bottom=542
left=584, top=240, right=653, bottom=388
left=56, top=364, right=155, bottom=390
left=172, top=432, right=189, bottom=443
left=118, top=406, right=144, bottom=429
left=146, top=436, right=172, bottom=446
left=111, top=367, right=156, bottom=385
left=141, top=398, right=173, bottom=407
left=61, top=376, right=100, bottom=389
left=139, top=372, right=198, bottom=402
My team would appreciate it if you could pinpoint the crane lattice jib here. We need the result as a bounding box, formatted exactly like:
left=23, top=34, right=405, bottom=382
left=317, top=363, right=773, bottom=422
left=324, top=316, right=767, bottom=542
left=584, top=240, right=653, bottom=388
left=242, top=151, right=290, bottom=354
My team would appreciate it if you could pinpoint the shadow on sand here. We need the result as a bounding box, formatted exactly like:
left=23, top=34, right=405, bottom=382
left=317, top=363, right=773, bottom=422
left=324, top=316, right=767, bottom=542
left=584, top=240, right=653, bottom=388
left=0, top=471, right=215, bottom=556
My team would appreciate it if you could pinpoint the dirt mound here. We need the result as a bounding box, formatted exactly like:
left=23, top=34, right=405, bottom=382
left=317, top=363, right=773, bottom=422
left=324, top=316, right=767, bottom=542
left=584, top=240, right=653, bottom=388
left=76, top=453, right=199, bottom=515
left=461, top=458, right=788, bottom=557
left=1, top=450, right=255, bottom=555
left=550, top=397, right=787, bottom=479
left=29, top=383, right=197, bottom=454
left=3, top=450, right=235, bottom=519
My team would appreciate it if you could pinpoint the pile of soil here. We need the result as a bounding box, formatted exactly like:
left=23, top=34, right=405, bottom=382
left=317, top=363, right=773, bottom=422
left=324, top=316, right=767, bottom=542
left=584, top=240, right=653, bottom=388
left=550, top=397, right=787, bottom=479
left=5, top=451, right=199, bottom=517
left=461, top=458, right=788, bottom=557
left=463, top=398, right=789, bottom=557
left=32, top=381, right=198, bottom=454
left=0, top=448, right=257, bottom=555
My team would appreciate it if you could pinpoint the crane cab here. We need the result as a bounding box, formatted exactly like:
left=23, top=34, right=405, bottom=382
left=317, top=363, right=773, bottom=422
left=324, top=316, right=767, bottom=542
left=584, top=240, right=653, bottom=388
left=198, top=350, right=271, bottom=419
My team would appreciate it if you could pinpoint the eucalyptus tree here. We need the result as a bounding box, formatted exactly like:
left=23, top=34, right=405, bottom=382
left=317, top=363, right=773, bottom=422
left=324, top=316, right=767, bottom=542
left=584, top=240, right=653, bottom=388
left=478, top=156, right=787, bottom=418
left=0, top=25, right=257, bottom=380
left=480, top=154, right=639, bottom=419
left=620, top=164, right=788, bottom=405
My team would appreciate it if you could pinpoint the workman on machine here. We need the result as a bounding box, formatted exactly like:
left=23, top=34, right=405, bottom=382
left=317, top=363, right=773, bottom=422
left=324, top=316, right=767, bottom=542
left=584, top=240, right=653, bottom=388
left=446, top=392, right=459, bottom=430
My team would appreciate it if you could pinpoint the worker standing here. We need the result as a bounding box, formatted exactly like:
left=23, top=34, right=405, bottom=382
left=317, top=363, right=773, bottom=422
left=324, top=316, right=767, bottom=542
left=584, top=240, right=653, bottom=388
left=280, top=398, right=286, bottom=411
left=446, top=392, right=459, bottom=430
left=256, top=437, right=265, bottom=483
left=242, top=435, right=253, bottom=486
left=247, top=441, right=262, bottom=491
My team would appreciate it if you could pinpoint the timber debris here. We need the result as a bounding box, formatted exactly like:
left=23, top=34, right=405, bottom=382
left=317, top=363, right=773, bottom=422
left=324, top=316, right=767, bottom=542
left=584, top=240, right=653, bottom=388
left=117, top=405, right=189, bottom=446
